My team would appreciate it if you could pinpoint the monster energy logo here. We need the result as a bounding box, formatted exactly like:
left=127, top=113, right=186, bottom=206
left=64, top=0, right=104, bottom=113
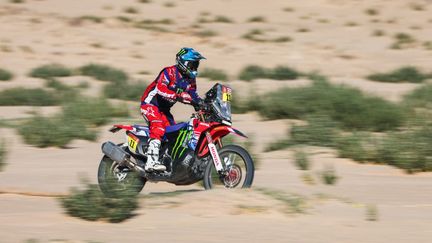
left=177, top=48, right=187, bottom=57
left=171, top=129, right=191, bottom=160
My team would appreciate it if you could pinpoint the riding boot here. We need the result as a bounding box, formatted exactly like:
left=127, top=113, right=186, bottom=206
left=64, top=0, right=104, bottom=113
left=144, top=139, right=166, bottom=171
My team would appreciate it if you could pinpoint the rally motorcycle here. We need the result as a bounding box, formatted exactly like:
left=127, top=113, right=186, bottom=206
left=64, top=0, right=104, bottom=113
left=98, top=83, right=254, bottom=195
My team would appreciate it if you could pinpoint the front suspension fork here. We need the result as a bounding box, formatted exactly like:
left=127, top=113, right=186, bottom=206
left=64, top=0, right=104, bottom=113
left=205, top=132, right=226, bottom=174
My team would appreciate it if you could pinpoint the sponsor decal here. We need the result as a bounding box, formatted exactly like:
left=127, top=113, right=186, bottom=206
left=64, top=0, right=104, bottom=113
left=209, top=143, right=223, bottom=171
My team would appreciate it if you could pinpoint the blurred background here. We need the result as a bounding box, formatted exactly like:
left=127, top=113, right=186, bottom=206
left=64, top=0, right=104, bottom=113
left=1, top=0, right=432, bottom=242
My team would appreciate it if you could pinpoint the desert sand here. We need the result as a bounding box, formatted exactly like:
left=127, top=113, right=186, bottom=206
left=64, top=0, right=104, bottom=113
left=1, top=0, right=432, bottom=242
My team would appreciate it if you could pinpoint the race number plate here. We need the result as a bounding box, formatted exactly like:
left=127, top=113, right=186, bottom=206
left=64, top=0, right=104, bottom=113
left=127, top=134, right=139, bottom=153
left=222, top=86, right=232, bottom=102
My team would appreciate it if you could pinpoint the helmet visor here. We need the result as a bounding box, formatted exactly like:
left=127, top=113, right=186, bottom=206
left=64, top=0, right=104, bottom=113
left=186, top=61, right=200, bottom=71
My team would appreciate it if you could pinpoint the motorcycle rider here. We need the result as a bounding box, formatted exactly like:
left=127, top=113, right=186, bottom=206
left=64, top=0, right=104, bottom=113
left=140, top=47, right=205, bottom=171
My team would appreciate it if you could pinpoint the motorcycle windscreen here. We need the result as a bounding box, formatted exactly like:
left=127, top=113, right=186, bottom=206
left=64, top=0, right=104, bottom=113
left=212, top=84, right=232, bottom=122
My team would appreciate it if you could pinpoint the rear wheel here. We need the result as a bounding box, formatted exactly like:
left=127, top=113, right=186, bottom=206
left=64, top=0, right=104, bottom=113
left=98, top=155, right=146, bottom=197
left=203, top=144, right=254, bottom=190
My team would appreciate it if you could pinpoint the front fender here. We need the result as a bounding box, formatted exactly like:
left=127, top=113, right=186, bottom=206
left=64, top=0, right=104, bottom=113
left=196, top=125, right=247, bottom=158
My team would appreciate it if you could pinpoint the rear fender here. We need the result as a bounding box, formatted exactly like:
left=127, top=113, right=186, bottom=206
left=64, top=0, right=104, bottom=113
left=196, top=125, right=247, bottom=158
left=109, top=124, right=134, bottom=133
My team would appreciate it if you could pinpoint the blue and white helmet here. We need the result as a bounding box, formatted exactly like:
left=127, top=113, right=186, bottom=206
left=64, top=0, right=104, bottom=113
left=176, top=47, right=206, bottom=79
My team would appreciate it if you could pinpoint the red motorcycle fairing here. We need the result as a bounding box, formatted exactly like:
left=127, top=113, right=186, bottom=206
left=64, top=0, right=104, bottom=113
left=196, top=124, right=247, bottom=158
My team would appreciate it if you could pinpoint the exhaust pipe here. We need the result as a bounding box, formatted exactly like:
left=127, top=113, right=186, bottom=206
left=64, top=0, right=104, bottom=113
left=101, top=142, right=146, bottom=176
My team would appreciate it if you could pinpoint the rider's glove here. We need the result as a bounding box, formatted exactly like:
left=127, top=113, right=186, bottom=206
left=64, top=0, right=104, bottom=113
left=193, top=99, right=206, bottom=111
left=177, top=92, right=192, bottom=104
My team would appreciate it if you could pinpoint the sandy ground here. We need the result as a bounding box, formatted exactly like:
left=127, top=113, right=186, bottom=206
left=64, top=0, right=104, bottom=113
left=1, top=0, right=432, bottom=242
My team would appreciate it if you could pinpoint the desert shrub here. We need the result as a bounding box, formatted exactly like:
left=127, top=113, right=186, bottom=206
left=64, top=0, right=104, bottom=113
left=294, top=150, right=310, bottom=170
left=139, top=18, right=173, bottom=25
left=18, top=97, right=128, bottom=147
left=0, top=68, right=13, bottom=81
left=214, top=15, right=234, bottom=23
left=272, top=36, right=292, bottom=43
left=242, top=29, right=266, bottom=42
left=409, top=3, right=426, bottom=11
left=63, top=97, right=128, bottom=126
left=79, top=64, right=128, bottom=83
left=124, top=7, right=139, bottom=14
left=367, top=66, right=430, bottom=83
left=29, top=64, right=73, bottom=79
left=231, top=89, right=260, bottom=114
left=0, top=140, right=6, bottom=171
left=335, top=132, right=380, bottom=162
left=117, top=16, right=132, bottom=22
left=60, top=180, right=139, bottom=222
left=334, top=125, right=432, bottom=173
left=424, top=41, right=432, bottom=50
left=365, top=8, right=379, bottom=16
left=163, top=2, right=175, bottom=7
left=18, top=115, right=97, bottom=148
left=290, top=115, right=340, bottom=146
left=103, top=81, right=147, bottom=101
left=199, top=68, right=229, bottom=81
left=257, top=188, right=305, bottom=214
left=372, top=29, right=385, bottom=36
left=45, top=79, right=80, bottom=102
left=257, top=79, right=405, bottom=131
left=321, top=166, right=338, bottom=185
left=79, top=15, right=104, bottom=23
left=376, top=127, right=432, bottom=173
left=238, top=65, right=267, bottom=81
left=238, top=65, right=300, bottom=81
left=247, top=16, right=266, bottom=22
left=265, top=115, right=339, bottom=152
left=194, top=29, right=218, bottom=37
left=366, top=204, right=379, bottom=221
left=268, top=66, right=300, bottom=80
left=391, top=33, right=416, bottom=49
left=0, top=88, right=60, bottom=106
left=403, top=84, right=432, bottom=108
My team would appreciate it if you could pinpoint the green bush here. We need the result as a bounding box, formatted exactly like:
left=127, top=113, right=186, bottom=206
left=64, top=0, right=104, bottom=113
left=231, top=89, right=261, bottom=114
left=390, top=33, right=416, bottom=49
left=257, top=79, right=405, bottom=131
left=60, top=180, right=139, bottom=222
left=376, top=127, right=432, bottom=173
left=0, top=68, right=13, bottom=81
left=238, top=65, right=300, bottom=81
left=0, top=140, right=6, bottom=171
left=79, top=64, right=128, bottom=83
left=18, top=97, right=128, bottom=147
left=403, top=84, right=432, bottom=108
left=0, top=88, right=60, bottom=106
left=18, top=115, right=97, bottom=148
left=45, top=78, right=80, bottom=102
left=247, top=16, right=266, bottom=22
left=214, top=15, right=234, bottom=23
left=29, top=64, right=73, bottom=79
left=63, top=97, right=129, bottom=126
left=104, top=81, right=147, bottom=101
left=199, top=68, right=229, bottom=81
left=238, top=65, right=267, bottom=81
left=321, top=166, right=338, bottom=185
left=335, top=132, right=380, bottom=162
left=367, top=66, right=430, bottom=83
left=268, top=66, right=300, bottom=80
left=294, top=150, right=310, bottom=170
left=290, top=115, right=340, bottom=146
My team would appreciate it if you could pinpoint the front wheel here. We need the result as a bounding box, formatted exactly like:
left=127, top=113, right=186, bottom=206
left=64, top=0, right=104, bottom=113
left=203, top=144, right=254, bottom=190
